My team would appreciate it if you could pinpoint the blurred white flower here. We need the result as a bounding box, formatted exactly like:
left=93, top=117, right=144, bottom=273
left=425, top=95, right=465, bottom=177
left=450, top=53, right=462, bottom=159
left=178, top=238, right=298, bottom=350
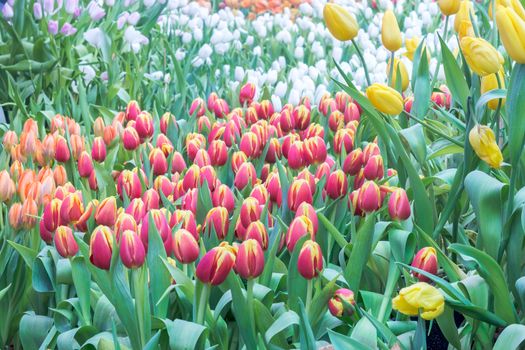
left=127, top=12, right=141, bottom=25
left=87, top=1, right=105, bottom=21
left=198, top=44, right=213, bottom=60
left=84, top=28, right=105, bottom=49
left=234, top=67, right=245, bottom=82
left=175, top=48, right=186, bottom=60
left=79, top=65, right=96, bottom=85
left=124, top=26, right=149, bottom=53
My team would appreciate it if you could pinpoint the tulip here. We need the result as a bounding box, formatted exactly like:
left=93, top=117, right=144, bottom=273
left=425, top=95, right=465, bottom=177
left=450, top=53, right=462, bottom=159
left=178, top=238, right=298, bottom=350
left=363, top=155, right=384, bottom=180
left=265, top=172, right=282, bottom=207
left=457, top=19, right=475, bottom=40
left=173, top=229, right=200, bottom=264
left=204, top=207, right=230, bottom=239
left=135, top=112, right=154, bottom=139
left=126, top=100, right=141, bottom=121
left=194, top=149, right=211, bottom=168
left=481, top=70, right=506, bottom=110
left=280, top=108, right=295, bottom=133
left=454, top=1, right=476, bottom=32
left=239, top=197, right=262, bottom=228
left=140, top=210, right=172, bottom=254
left=142, top=188, right=160, bottom=211
left=343, top=148, right=364, bottom=176
left=288, top=179, right=313, bottom=212
left=170, top=210, right=198, bottom=239
left=212, top=184, right=235, bottom=213
left=358, top=181, right=382, bottom=213
left=43, top=198, right=63, bottom=232
left=382, top=10, right=402, bottom=52
left=234, top=162, right=257, bottom=190
left=171, top=151, right=187, bottom=174
left=78, top=151, right=94, bottom=178
left=9, top=203, right=23, bottom=230
left=75, top=200, right=97, bottom=232
left=54, top=226, right=79, bottom=258
left=333, top=128, right=354, bottom=155
left=293, top=105, right=311, bottom=131
left=287, top=141, right=305, bottom=169
left=438, top=0, right=461, bottom=15
left=149, top=148, right=168, bottom=176
left=239, top=131, right=261, bottom=159
left=39, top=220, right=53, bottom=243
left=115, top=213, right=138, bottom=241
left=235, top=239, right=264, bottom=279
left=325, top=170, right=348, bottom=199
left=126, top=198, right=145, bottom=222
left=231, top=151, right=248, bottom=173
left=245, top=221, right=269, bottom=250
left=411, top=247, right=438, bottom=282
left=95, top=197, right=117, bottom=226
left=189, top=98, right=206, bottom=117
left=460, top=37, right=503, bottom=76
left=21, top=198, right=38, bottom=229
left=404, top=37, right=420, bottom=61
left=239, top=82, right=256, bottom=106
left=119, top=230, right=146, bottom=269
left=89, top=225, right=114, bottom=270
left=328, top=110, right=345, bottom=132
left=392, top=282, right=445, bottom=320
left=60, top=192, right=84, bottom=224
left=54, top=165, right=68, bottom=186
left=213, top=98, right=230, bottom=118
left=388, top=188, right=411, bottom=220
left=297, top=240, right=323, bottom=279
left=0, top=170, right=15, bottom=202
left=468, top=124, right=503, bottom=168
left=387, top=58, right=409, bottom=91
left=366, top=83, right=404, bottom=115
left=323, top=3, right=359, bottom=41
left=286, top=215, right=315, bottom=252
left=266, top=138, right=282, bottom=163
left=496, top=6, right=525, bottom=64
left=208, top=140, right=228, bottom=166
left=54, top=135, right=71, bottom=162
left=328, top=288, right=356, bottom=317
left=117, top=170, right=142, bottom=200
left=122, top=127, right=141, bottom=150
left=195, top=243, right=237, bottom=285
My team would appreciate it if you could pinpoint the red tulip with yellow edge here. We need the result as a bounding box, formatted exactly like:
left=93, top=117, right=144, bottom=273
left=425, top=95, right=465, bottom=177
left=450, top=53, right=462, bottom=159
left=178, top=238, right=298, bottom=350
left=411, top=247, right=438, bottom=282
left=89, top=225, right=114, bottom=270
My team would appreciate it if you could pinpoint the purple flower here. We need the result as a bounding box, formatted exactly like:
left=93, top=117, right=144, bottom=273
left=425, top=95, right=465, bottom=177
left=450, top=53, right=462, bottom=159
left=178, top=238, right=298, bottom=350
left=64, top=0, right=79, bottom=14
left=33, top=3, right=43, bottom=20
left=61, top=23, right=77, bottom=36
left=43, top=0, right=54, bottom=15
left=87, top=1, right=105, bottom=21
left=127, top=11, right=140, bottom=26
left=1, top=4, right=14, bottom=19
left=48, top=20, right=59, bottom=35
left=117, top=12, right=129, bottom=29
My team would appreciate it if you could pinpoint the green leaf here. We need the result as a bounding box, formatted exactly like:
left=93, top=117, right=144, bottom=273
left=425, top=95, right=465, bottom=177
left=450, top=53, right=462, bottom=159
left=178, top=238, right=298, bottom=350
left=344, top=214, right=376, bottom=292
left=399, top=124, right=427, bottom=165
left=436, top=305, right=461, bottom=349
left=493, top=324, right=525, bottom=350
left=164, top=319, right=207, bottom=350
left=439, top=35, right=469, bottom=109
left=328, top=330, right=370, bottom=350
left=475, top=88, right=506, bottom=117
left=506, top=63, right=525, bottom=166
left=8, top=240, right=37, bottom=269
left=19, top=313, right=53, bottom=349
left=264, top=310, right=299, bottom=344
left=298, top=299, right=316, bottom=350
left=287, top=235, right=309, bottom=313
left=351, top=317, right=377, bottom=349
left=412, top=46, right=431, bottom=119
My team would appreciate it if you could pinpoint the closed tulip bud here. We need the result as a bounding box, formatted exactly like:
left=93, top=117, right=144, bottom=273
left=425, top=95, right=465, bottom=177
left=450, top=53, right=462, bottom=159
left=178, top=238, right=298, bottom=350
left=280, top=108, right=295, bottom=133
left=170, top=209, right=198, bottom=238
left=171, top=151, right=187, bottom=174
left=115, top=213, right=138, bottom=241
left=328, top=288, right=356, bottom=317
left=325, top=170, right=348, bottom=199
left=240, top=131, right=261, bottom=159
left=363, top=155, right=384, bottom=180
left=295, top=202, right=319, bottom=234
left=234, top=162, right=257, bottom=190
left=208, top=140, right=228, bottom=166
left=235, top=239, right=264, bottom=279
left=0, top=170, right=15, bottom=202
left=382, top=10, right=402, bottom=52
left=39, top=219, right=53, bottom=243
left=196, top=243, right=237, bottom=285
left=404, top=37, right=420, bottom=61
left=287, top=141, right=305, bottom=169
left=91, top=137, right=107, bottom=162
left=245, top=106, right=259, bottom=125
left=207, top=92, right=219, bottom=111
left=387, top=58, right=409, bottom=91
left=126, top=198, right=145, bottom=222
left=481, top=70, right=506, bottom=110
left=328, top=110, right=345, bottom=132
left=9, top=203, right=23, bottom=230
left=293, top=105, right=310, bottom=131
left=265, top=172, right=282, bottom=207
left=89, top=225, right=114, bottom=270
left=288, top=179, right=313, bottom=212
left=358, top=181, right=382, bottom=213
left=135, top=112, right=154, bottom=139
left=333, top=128, right=354, bottom=155
left=286, top=215, right=315, bottom=252
left=239, top=82, right=256, bottom=106
left=117, top=170, right=142, bottom=200
left=93, top=117, right=105, bottom=137
left=438, top=0, right=461, bottom=15
left=297, top=240, right=323, bottom=279
left=119, top=230, right=146, bottom=269
left=469, top=124, right=503, bottom=168
left=344, top=102, right=360, bottom=123
left=141, top=210, right=172, bottom=255
left=240, top=197, right=262, bottom=228
left=103, top=125, right=118, bottom=146
left=43, top=198, right=63, bottom=232
left=212, top=184, right=235, bottom=213
left=496, top=6, right=525, bottom=64
left=363, top=143, right=380, bottom=163
left=95, top=197, right=117, bottom=226
left=189, top=98, right=205, bottom=118
left=20, top=197, right=37, bottom=229
left=213, top=98, right=230, bottom=119
left=245, top=221, right=268, bottom=250
left=256, top=100, right=274, bottom=120
left=172, top=229, right=200, bottom=264
left=54, top=135, right=70, bottom=162
left=78, top=151, right=94, bottom=178
left=3, top=130, right=18, bottom=151
left=231, top=151, right=248, bottom=173
left=204, top=207, right=230, bottom=239
left=54, top=165, right=67, bottom=186
left=388, top=188, right=411, bottom=220
left=343, top=148, right=364, bottom=176
left=411, top=247, right=438, bottom=282
left=126, top=100, right=141, bottom=121
left=366, top=83, right=404, bottom=115
left=60, top=192, right=84, bottom=224
left=323, top=3, right=359, bottom=41
left=454, top=1, right=476, bottom=32
left=142, top=188, right=160, bottom=211
left=266, top=138, right=282, bottom=163
left=122, top=127, right=141, bottom=150
left=194, top=149, right=211, bottom=168
left=75, top=199, right=97, bottom=232
left=149, top=148, right=168, bottom=176
left=461, top=37, right=503, bottom=76
left=54, top=226, right=78, bottom=258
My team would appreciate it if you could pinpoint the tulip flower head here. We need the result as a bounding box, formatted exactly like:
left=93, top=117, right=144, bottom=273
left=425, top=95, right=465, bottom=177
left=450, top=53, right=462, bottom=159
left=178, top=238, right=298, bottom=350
left=235, top=239, right=265, bottom=279
left=411, top=247, right=438, bottom=282
left=328, top=288, right=355, bottom=317
left=468, top=124, right=503, bottom=168
left=196, top=243, right=237, bottom=285
left=460, top=37, right=503, bottom=76
left=297, top=240, right=323, bottom=279
left=323, top=3, right=359, bottom=41
left=382, top=10, right=402, bottom=52
left=366, top=83, right=404, bottom=115
left=392, top=282, right=445, bottom=320
left=54, top=226, right=79, bottom=258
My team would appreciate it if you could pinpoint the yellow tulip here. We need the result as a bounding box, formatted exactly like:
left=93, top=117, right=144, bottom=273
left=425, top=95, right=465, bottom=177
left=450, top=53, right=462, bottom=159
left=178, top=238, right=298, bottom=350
left=496, top=6, right=525, bottom=64
left=457, top=19, right=475, bottom=40
left=382, top=10, right=402, bottom=52
left=392, top=282, right=445, bottom=320
left=460, top=37, right=504, bottom=76
left=481, top=70, right=506, bottom=110
left=454, top=1, right=476, bottom=32
left=386, top=58, right=409, bottom=91
left=404, top=37, right=420, bottom=61
left=469, top=124, right=503, bottom=168
left=323, top=3, right=359, bottom=41
left=489, top=0, right=525, bottom=20
left=438, top=0, right=461, bottom=16
left=366, top=83, right=404, bottom=115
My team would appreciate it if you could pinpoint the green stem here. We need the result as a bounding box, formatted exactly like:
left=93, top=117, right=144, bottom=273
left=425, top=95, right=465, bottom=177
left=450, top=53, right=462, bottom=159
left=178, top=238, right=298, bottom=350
left=405, top=111, right=463, bottom=146
left=305, top=279, right=313, bottom=316
left=377, top=261, right=400, bottom=323
left=388, top=51, right=395, bottom=87
left=499, top=168, right=518, bottom=261
left=183, top=263, right=188, bottom=276
left=352, top=39, right=372, bottom=86
left=132, top=267, right=148, bottom=348
left=432, top=15, right=449, bottom=84
left=247, top=279, right=256, bottom=335
left=196, top=283, right=210, bottom=325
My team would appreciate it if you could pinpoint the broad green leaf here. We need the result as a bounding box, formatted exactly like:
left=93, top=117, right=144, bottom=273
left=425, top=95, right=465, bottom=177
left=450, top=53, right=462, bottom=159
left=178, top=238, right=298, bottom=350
left=439, top=36, right=469, bottom=109
left=493, top=324, right=525, bottom=350
left=164, top=319, right=207, bottom=350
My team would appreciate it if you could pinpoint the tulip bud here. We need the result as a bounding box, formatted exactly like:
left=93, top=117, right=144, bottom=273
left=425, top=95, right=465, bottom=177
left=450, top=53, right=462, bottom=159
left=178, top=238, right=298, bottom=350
left=204, top=207, right=230, bottom=240
left=0, top=170, right=15, bottom=202
left=366, top=83, right=404, bottom=115
left=245, top=221, right=269, bottom=250
left=325, top=170, right=348, bottom=199
left=363, top=155, right=384, bottom=180
left=496, top=6, right=525, bottom=64
left=194, top=149, right=211, bottom=167
left=60, top=192, right=84, bottom=224
left=388, top=188, right=411, bottom=221
left=382, top=10, right=402, bottom=52
left=115, top=213, right=138, bottom=240
left=77, top=151, right=94, bottom=178
left=411, top=247, right=438, bottom=282
left=460, top=37, right=503, bottom=76
left=149, top=148, right=168, bottom=176
left=293, top=105, right=310, bottom=131
left=122, top=127, right=141, bottom=150
left=140, top=210, right=172, bottom=255
left=438, top=0, right=461, bottom=15
left=39, top=219, right=53, bottom=243
left=196, top=243, right=237, bottom=285
left=91, top=137, right=107, bottom=163
left=171, top=151, right=187, bottom=174
left=343, top=148, right=364, bottom=176
left=468, top=124, right=503, bottom=168
left=173, top=229, right=200, bottom=264
left=358, top=181, right=382, bottom=213
left=170, top=210, right=198, bottom=239
left=212, top=184, right=235, bottom=213
left=328, top=288, right=355, bottom=317
left=95, top=197, right=117, bottom=226
left=288, top=179, right=313, bottom=212
left=208, top=140, right=228, bottom=166
left=239, top=82, right=256, bottom=106
left=75, top=199, right=97, bottom=232
left=126, top=198, right=145, bottom=222
left=89, top=225, right=114, bottom=270
left=266, top=138, right=282, bottom=163
left=454, top=1, right=476, bottom=32
left=126, top=100, right=141, bottom=121
left=295, top=202, right=319, bottom=234
left=286, top=215, right=315, bottom=252
left=297, top=240, right=323, bottom=279
left=54, top=135, right=71, bottom=162
left=117, top=170, right=142, bottom=200
left=3, top=130, right=18, bottom=151
left=9, top=203, right=23, bottom=230
left=234, top=162, right=257, bottom=190
left=54, top=165, right=67, bottom=186
left=287, top=141, right=305, bottom=169
left=387, top=58, right=409, bottom=91
left=240, top=197, right=262, bottom=228
left=43, top=198, right=62, bottom=232
left=235, top=239, right=264, bottom=279
left=333, top=128, right=354, bottom=155
left=190, top=98, right=206, bottom=118
left=119, top=230, right=146, bottom=269
left=213, top=98, right=230, bottom=118
left=135, top=112, right=154, bottom=139
left=265, top=172, right=282, bottom=207
left=54, top=226, right=79, bottom=258
left=323, top=3, right=359, bottom=41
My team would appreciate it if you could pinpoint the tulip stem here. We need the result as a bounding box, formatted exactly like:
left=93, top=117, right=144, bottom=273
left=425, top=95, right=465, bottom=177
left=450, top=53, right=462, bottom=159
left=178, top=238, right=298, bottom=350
left=432, top=15, right=449, bottom=84
left=305, top=279, right=313, bottom=316
left=196, top=283, right=210, bottom=325
left=388, top=51, right=395, bottom=87
left=378, top=261, right=400, bottom=323
left=352, top=39, right=372, bottom=86
left=246, top=278, right=256, bottom=335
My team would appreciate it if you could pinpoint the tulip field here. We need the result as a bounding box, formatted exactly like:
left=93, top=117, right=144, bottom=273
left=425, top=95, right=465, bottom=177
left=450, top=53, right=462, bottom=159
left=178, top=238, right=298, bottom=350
left=2, top=0, right=525, bottom=349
